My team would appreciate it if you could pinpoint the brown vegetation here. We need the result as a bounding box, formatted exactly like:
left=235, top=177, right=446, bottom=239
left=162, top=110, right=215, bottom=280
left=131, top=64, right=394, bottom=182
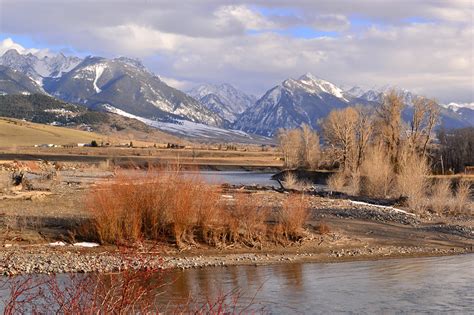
left=278, top=124, right=320, bottom=169
left=83, top=169, right=311, bottom=247
left=275, top=195, right=310, bottom=241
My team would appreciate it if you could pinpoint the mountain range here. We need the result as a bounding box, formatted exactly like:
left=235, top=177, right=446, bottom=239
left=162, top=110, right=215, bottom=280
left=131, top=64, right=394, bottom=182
left=0, top=48, right=472, bottom=142
left=188, top=83, right=256, bottom=123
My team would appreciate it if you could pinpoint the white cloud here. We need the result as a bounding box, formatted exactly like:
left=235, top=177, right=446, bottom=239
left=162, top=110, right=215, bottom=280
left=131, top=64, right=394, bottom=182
left=0, top=1, right=472, bottom=103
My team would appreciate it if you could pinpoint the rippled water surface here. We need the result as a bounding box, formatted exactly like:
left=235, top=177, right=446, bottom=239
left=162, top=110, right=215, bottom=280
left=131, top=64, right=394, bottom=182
left=158, top=254, right=474, bottom=313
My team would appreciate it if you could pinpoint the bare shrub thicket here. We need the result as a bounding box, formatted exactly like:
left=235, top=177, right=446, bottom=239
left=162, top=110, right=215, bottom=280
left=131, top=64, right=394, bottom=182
left=452, top=180, right=472, bottom=215
left=429, top=179, right=473, bottom=215
left=227, top=195, right=269, bottom=247
left=282, top=172, right=311, bottom=190
left=278, top=124, right=320, bottom=169
left=359, top=145, right=394, bottom=198
left=84, top=170, right=311, bottom=247
left=396, top=148, right=431, bottom=212
left=86, top=170, right=224, bottom=247
left=430, top=179, right=453, bottom=214
left=327, top=171, right=346, bottom=192
left=275, top=195, right=310, bottom=241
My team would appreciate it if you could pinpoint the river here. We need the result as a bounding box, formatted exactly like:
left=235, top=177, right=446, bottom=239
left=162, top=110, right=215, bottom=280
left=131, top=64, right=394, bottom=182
left=183, top=170, right=278, bottom=186
left=157, top=254, right=474, bottom=313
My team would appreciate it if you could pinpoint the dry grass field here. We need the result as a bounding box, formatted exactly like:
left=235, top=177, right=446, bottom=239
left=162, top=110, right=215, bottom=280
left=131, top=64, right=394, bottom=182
left=0, top=118, right=108, bottom=147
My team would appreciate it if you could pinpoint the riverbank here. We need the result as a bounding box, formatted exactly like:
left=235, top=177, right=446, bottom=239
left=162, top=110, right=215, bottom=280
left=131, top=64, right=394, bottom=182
left=0, top=166, right=472, bottom=275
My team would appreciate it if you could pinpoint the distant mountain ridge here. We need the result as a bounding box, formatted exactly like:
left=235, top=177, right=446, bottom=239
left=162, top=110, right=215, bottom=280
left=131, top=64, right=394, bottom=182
left=0, top=65, right=45, bottom=95
left=0, top=50, right=225, bottom=128
left=43, top=56, right=224, bottom=126
left=234, top=73, right=473, bottom=136
left=0, top=49, right=81, bottom=84
left=234, top=73, right=354, bottom=136
left=0, top=48, right=471, bottom=142
left=188, top=83, right=256, bottom=123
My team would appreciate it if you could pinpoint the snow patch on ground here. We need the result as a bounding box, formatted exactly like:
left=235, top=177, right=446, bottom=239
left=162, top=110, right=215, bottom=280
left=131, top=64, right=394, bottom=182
left=73, top=242, right=100, bottom=248
left=49, top=241, right=66, bottom=246
left=103, top=104, right=271, bottom=143
left=349, top=200, right=416, bottom=216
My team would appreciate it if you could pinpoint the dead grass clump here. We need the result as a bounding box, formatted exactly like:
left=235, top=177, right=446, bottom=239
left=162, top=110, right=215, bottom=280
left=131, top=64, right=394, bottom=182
left=359, top=146, right=395, bottom=198
left=430, top=179, right=452, bottom=214
left=275, top=194, right=310, bottom=241
left=327, top=171, right=346, bottom=192
left=396, top=151, right=430, bottom=213
left=317, top=221, right=331, bottom=235
left=451, top=180, right=472, bottom=215
left=282, top=172, right=311, bottom=190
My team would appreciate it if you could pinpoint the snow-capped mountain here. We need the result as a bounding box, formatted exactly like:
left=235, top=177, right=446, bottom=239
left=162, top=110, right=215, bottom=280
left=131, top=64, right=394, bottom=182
left=235, top=74, right=473, bottom=137
left=0, top=49, right=81, bottom=84
left=443, top=103, right=474, bottom=123
left=43, top=56, right=225, bottom=126
left=344, top=85, right=417, bottom=105
left=188, top=83, right=256, bottom=122
left=444, top=102, right=474, bottom=111
left=345, top=86, right=473, bottom=126
left=234, top=73, right=351, bottom=136
left=0, top=65, right=45, bottom=95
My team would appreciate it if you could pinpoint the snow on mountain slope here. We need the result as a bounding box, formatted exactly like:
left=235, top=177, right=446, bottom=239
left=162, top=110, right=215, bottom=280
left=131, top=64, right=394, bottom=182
left=444, top=102, right=474, bottom=112
left=103, top=105, right=272, bottom=144
left=0, top=49, right=81, bottom=84
left=188, top=83, right=256, bottom=123
left=45, top=56, right=225, bottom=127
left=344, top=85, right=416, bottom=105
left=345, top=86, right=473, bottom=127
left=0, top=65, right=45, bottom=95
left=234, top=73, right=350, bottom=136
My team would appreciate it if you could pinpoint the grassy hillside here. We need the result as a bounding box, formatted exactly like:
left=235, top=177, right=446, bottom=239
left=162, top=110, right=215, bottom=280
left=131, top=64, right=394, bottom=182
left=0, top=118, right=107, bottom=147
left=0, top=94, right=186, bottom=145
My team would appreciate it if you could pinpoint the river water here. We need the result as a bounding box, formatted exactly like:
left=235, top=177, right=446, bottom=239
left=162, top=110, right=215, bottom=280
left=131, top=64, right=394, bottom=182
left=157, top=254, right=474, bottom=313
left=182, top=170, right=278, bottom=186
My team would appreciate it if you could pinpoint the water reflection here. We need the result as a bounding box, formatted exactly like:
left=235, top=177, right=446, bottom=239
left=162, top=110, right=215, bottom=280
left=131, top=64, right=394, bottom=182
left=156, top=254, right=474, bottom=313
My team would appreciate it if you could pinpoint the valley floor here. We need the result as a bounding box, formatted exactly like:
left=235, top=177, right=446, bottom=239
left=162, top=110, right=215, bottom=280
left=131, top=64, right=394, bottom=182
left=0, top=163, right=472, bottom=275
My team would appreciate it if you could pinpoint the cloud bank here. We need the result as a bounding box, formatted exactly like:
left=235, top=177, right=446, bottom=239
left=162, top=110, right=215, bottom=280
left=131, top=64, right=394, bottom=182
left=0, top=0, right=472, bottom=102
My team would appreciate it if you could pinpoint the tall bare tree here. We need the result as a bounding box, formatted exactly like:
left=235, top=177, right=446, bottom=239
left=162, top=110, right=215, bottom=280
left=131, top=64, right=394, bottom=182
left=375, top=90, right=405, bottom=169
left=408, top=97, right=440, bottom=156
left=354, top=106, right=374, bottom=170
left=278, top=125, right=320, bottom=169
left=277, top=128, right=304, bottom=168
left=301, top=124, right=320, bottom=170
left=322, top=107, right=358, bottom=170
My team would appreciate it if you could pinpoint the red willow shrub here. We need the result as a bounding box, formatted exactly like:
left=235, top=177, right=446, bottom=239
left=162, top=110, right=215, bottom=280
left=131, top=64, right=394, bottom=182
left=83, top=169, right=312, bottom=247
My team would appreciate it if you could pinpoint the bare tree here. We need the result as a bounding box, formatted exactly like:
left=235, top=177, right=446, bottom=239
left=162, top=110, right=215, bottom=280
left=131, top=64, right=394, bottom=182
left=354, top=106, right=374, bottom=171
left=278, top=125, right=320, bottom=169
left=277, top=128, right=304, bottom=168
left=375, top=90, right=405, bottom=169
left=301, top=124, right=320, bottom=170
left=408, top=97, right=440, bottom=156
left=322, top=107, right=358, bottom=170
